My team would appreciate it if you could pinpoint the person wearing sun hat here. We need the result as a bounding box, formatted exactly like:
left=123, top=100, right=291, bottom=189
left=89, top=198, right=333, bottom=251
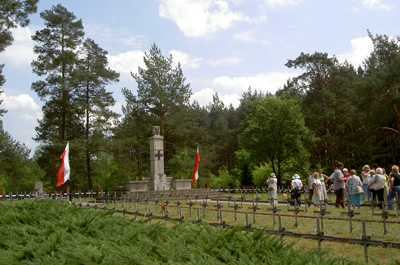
left=291, top=174, right=303, bottom=206
left=267, top=173, right=278, bottom=207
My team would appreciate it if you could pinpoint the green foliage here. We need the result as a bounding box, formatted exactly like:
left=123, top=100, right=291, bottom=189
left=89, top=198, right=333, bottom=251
left=165, top=149, right=193, bottom=179
left=0, top=123, right=44, bottom=192
left=131, top=43, right=192, bottom=153
left=210, top=167, right=240, bottom=189
left=239, top=95, right=311, bottom=186
left=0, top=200, right=347, bottom=264
left=234, top=149, right=254, bottom=186
left=252, top=163, right=273, bottom=187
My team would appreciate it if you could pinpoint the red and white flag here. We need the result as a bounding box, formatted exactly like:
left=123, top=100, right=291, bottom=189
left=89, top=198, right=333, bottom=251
left=192, top=145, right=200, bottom=186
left=56, top=141, right=70, bottom=187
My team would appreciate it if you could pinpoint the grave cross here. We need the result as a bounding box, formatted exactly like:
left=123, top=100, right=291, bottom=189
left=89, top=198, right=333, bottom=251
left=7, top=192, right=18, bottom=204
left=174, top=194, right=182, bottom=214
left=187, top=195, right=195, bottom=216
left=155, top=150, right=163, bottom=160
left=313, top=206, right=331, bottom=232
left=248, top=198, right=260, bottom=223
left=372, top=202, right=395, bottom=235
left=214, top=195, right=223, bottom=220
left=201, top=198, right=208, bottom=218
left=341, top=195, right=360, bottom=233
left=267, top=199, right=281, bottom=225
left=288, top=199, right=304, bottom=228
left=229, top=197, right=242, bottom=221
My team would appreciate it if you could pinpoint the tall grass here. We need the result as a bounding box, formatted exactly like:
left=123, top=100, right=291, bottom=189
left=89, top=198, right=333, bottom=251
left=0, top=200, right=351, bottom=264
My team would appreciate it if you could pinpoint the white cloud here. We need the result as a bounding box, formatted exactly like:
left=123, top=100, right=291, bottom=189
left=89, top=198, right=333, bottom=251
left=85, top=23, right=146, bottom=50
left=210, top=56, right=242, bottom=66
left=191, top=71, right=298, bottom=109
left=0, top=92, right=40, bottom=111
left=19, top=112, right=42, bottom=121
left=110, top=100, right=124, bottom=115
left=337, top=36, right=374, bottom=67
left=220, top=93, right=241, bottom=108
left=362, top=0, right=394, bottom=11
left=0, top=26, right=36, bottom=68
left=191, top=87, right=215, bottom=106
left=191, top=87, right=240, bottom=108
left=169, top=50, right=203, bottom=69
left=262, top=0, right=304, bottom=7
left=159, top=0, right=249, bottom=37
left=233, top=29, right=270, bottom=45
left=212, top=72, right=298, bottom=94
left=107, top=50, right=145, bottom=80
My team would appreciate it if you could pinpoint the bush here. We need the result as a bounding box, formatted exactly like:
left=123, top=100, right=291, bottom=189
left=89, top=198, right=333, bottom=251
left=252, top=163, right=274, bottom=187
left=209, top=167, right=240, bottom=189
left=0, top=200, right=347, bottom=264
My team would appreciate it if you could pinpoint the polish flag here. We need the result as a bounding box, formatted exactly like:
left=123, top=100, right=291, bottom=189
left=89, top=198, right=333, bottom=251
left=56, top=142, right=70, bottom=187
left=192, top=145, right=200, bottom=186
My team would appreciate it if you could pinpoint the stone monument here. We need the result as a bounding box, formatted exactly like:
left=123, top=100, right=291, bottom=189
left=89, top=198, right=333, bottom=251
left=34, top=181, right=43, bottom=198
left=149, top=126, right=172, bottom=190
left=123, top=126, right=173, bottom=192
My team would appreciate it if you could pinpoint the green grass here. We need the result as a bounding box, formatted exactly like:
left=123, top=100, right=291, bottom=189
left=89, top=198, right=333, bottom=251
left=107, top=197, right=400, bottom=264
left=0, top=200, right=353, bottom=264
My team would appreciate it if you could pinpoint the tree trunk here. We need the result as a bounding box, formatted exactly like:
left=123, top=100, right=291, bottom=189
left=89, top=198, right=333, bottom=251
left=86, top=82, right=92, bottom=191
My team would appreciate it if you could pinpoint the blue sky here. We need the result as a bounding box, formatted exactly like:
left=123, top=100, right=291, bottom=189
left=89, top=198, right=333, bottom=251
left=0, top=0, right=398, bottom=154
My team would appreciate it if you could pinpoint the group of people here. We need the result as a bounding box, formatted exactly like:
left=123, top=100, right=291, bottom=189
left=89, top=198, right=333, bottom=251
left=266, top=162, right=400, bottom=210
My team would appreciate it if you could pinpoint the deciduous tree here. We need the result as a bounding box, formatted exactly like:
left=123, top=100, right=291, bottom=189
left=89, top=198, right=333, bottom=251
left=239, top=95, right=310, bottom=185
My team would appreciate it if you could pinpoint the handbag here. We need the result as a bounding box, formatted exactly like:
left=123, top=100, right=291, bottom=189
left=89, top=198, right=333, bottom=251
left=356, top=186, right=364, bottom=194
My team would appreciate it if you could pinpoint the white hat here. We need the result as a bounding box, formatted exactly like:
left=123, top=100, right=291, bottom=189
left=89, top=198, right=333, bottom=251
left=293, top=174, right=300, bottom=179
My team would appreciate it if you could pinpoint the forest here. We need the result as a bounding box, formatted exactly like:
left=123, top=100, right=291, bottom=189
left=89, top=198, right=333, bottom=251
left=1, top=2, right=400, bottom=192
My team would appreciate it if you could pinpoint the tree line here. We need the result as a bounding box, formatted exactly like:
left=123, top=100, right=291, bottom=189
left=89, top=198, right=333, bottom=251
left=1, top=2, right=399, bottom=192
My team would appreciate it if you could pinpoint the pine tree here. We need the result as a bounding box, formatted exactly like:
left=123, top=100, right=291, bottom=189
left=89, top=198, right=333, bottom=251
left=31, top=4, right=84, bottom=144
left=72, top=38, right=119, bottom=190
left=129, top=43, right=192, bottom=159
left=132, top=44, right=192, bottom=137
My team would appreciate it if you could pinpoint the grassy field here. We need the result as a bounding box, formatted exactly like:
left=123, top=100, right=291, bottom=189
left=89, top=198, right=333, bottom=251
left=0, top=199, right=358, bottom=264
left=99, top=193, right=400, bottom=264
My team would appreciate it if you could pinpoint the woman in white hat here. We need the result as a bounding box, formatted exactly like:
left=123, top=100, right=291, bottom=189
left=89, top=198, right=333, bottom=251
left=267, top=173, right=278, bottom=207
left=291, top=174, right=303, bottom=206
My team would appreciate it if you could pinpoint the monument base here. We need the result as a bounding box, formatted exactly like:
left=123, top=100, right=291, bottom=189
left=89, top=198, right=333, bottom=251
left=123, top=180, right=149, bottom=192
left=171, top=179, right=192, bottom=190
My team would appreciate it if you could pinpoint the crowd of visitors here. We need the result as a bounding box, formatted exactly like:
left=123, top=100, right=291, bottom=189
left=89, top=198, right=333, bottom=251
left=266, top=163, right=400, bottom=210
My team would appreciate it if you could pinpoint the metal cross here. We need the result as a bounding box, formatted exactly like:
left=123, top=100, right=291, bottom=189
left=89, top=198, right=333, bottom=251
left=155, top=150, right=163, bottom=160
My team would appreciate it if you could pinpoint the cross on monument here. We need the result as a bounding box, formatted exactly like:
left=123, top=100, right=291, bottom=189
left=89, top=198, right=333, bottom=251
left=155, top=150, right=163, bottom=160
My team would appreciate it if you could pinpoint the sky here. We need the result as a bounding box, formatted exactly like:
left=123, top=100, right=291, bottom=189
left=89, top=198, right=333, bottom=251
left=0, top=0, right=398, bottom=154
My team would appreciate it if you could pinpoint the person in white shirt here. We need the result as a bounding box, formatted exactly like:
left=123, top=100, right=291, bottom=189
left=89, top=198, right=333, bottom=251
left=368, top=170, right=376, bottom=204
left=291, top=174, right=303, bottom=206
left=368, top=168, right=385, bottom=209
